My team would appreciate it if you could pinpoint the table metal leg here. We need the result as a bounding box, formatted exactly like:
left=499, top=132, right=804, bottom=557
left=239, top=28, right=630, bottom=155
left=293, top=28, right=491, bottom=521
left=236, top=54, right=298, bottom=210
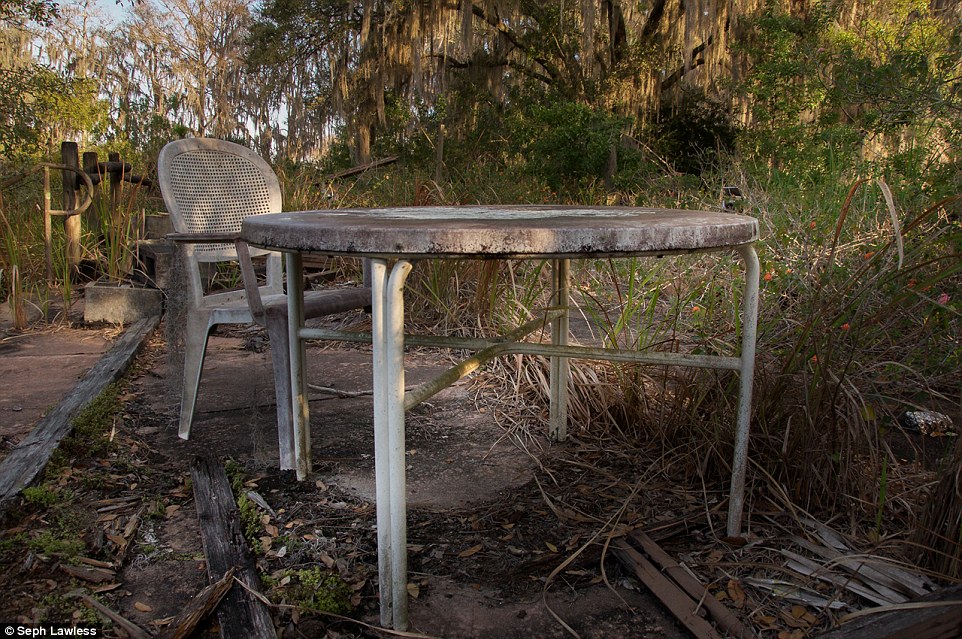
left=371, top=258, right=413, bottom=630
left=370, top=259, right=393, bottom=627
left=286, top=251, right=311, bottom=481
left=549, top=259, right=570, bottom=441
left=727, top=245, right=760, bottom=537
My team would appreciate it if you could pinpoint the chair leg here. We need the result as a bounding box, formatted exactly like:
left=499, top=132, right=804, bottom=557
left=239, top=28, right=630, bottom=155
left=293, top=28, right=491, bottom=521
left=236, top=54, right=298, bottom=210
left=179, top=313, right=213, bottom=440
left=265, top=309, right=296, bottom=471
left=549, top=258, right=570, bottom=442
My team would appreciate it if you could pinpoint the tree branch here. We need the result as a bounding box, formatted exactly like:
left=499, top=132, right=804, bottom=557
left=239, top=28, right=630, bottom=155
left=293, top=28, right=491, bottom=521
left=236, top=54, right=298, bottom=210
left=469, top=2, right=561, bottom=84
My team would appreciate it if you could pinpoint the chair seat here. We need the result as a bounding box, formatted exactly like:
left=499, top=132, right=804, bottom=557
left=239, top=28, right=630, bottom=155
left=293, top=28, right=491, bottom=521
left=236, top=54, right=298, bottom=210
left=264, top=287, right=372, bottom=320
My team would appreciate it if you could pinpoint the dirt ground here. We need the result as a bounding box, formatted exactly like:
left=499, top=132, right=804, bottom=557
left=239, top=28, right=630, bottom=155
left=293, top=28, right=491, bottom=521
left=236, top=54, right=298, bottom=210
left=0, top=314, right=698, bottom=638
left=0, top=309, right=952, bottom=638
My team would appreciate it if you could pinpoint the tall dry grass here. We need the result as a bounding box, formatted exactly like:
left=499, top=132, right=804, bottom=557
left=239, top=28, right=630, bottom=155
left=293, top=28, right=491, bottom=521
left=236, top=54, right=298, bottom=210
left=283, top=160, right=960, bottom=560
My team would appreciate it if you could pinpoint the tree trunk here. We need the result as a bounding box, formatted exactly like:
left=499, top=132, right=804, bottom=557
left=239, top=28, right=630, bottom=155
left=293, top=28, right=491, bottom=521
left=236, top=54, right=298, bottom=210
left=354, top=120, right=372, bottom=165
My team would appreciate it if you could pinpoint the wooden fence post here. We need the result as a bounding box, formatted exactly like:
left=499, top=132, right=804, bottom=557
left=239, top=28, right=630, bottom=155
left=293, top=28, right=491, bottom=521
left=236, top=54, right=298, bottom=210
left=60, top=142, right=82, bottom=276
left=82, top=151, right=101, bottom=235
left=108, top=151, right=123, bottom=230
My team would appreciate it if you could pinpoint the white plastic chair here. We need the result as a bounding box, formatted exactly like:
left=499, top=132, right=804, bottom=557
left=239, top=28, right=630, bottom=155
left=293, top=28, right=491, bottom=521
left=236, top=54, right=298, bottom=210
left=157, top=138, right=371, bottom=472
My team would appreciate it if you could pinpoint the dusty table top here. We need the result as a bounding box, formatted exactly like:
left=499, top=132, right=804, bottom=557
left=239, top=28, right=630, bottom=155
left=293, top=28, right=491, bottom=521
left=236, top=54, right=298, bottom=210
left=241, top=205, right=759, bottom=259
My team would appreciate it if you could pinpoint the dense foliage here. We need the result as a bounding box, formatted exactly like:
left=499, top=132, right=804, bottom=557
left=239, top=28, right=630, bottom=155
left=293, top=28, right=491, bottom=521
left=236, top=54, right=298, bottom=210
left=0, top=0, right=58, bottom=25
left=0, top=65, right=102, bottom=160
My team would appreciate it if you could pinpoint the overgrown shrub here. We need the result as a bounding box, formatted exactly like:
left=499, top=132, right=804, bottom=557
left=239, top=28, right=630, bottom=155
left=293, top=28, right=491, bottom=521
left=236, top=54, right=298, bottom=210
left=509, top=99, right=631, bottom=193
left=648, top=90, right=739, bottom=176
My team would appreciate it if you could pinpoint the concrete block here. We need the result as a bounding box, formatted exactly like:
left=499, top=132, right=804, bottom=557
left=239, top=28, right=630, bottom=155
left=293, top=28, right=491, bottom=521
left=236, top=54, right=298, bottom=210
left=83, top=280, right=163, bottom=325
left=135, top=239, right=173, bottom=289
left=145, top=213, right=173, bottom=239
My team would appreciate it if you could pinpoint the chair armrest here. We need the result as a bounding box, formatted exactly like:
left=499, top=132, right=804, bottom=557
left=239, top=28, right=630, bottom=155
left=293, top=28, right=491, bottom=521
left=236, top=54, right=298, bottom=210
left=165, top=231, right=240, bottom=243
left=166, top=233, right=268, bottom=324
left=234, top=239, right=266, bottom=325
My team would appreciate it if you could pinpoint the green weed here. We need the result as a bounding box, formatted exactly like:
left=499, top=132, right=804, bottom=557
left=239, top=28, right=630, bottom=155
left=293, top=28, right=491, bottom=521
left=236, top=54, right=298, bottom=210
left=225, top=460, right=265, bottom=555
left=27, top=530, right=85, bottom=558
left=286, top=566, right=353, bottom=615
left=21, top=485, right=60, bottom=508
left=37, top=592, right=99, bottom=624
left=57, top=383, right=121, bottom=460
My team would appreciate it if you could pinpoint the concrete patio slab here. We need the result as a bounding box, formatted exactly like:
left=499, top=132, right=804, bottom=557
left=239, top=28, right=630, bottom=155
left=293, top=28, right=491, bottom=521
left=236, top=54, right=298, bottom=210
left=0, top=328, right=114, bottom=454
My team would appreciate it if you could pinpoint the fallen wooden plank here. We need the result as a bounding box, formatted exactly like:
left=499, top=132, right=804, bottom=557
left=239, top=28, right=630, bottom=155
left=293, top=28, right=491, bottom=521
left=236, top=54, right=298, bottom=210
left=801, top=518, right=935, bottom=595
left=74, top=593, right=151, bottom=639
left=780, top=548, right=899, bottom=607
left=815, top=584, right=962, bottom=639
left=630, top=532, right=755, bottom=639
left=742, top=576, right=847, bottom=610
left=792, top=537, right=914, bottom=602
left=325, top=155, right=399, bottom=181
left=0, top=315, right=159, bottom=517
left=191, top=455, right=276, bottom=639
left=611, top=538, right=725, bottom=639
left=157, top=566, right=236, bottom=639
left=60, top=563, right=116, bottom=583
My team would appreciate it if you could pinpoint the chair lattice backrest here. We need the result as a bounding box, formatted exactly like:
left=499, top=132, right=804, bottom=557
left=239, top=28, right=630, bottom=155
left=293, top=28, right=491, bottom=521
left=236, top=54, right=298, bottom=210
left=160, top=139, right=280, bottom=262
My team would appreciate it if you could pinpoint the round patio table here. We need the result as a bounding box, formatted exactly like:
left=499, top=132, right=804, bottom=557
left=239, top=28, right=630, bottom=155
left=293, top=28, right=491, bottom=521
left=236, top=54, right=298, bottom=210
left=243, top=205, right=760, bottom=630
